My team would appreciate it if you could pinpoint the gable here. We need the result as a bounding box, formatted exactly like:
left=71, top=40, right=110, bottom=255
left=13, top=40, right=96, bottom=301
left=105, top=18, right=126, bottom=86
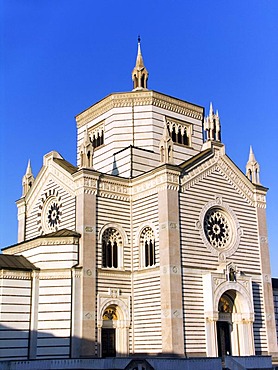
left=22, top=152, right=77, bottom=241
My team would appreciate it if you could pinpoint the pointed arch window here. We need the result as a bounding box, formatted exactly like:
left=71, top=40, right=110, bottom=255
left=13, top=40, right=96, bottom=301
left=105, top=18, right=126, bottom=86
left=102, top=228, right=122, bottom=268
left=140, top=227, right=156, bottom=268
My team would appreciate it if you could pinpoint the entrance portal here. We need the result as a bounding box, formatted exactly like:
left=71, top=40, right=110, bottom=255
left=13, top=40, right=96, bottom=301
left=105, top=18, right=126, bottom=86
left=217, top=321, right=231, bottom=358
left=102, top=328, right=116, bottom=357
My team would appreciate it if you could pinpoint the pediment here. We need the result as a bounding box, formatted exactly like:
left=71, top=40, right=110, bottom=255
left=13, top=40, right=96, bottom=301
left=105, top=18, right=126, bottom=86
left=181, top=150, right=256, bottom=205
left=24, top=152, right=76, bottom=212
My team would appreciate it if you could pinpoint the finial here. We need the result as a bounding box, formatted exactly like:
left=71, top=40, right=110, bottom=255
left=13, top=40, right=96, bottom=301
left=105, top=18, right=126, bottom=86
left=26, top=159, right=32, bottom=175
left=132, top=36, right=149, bottom=91
left=22, top=159, right=35, bottom=197
left=248, top=145, right=255, bottom=162
left=204, top=103, right=221, bottom=142
left=246, top=146, right=260, bottom=185
left=209, top=102, right=214, bottom=116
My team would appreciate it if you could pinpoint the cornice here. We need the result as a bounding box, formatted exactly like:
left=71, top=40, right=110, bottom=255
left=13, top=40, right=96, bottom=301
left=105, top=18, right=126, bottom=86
left=39, top=269, right=72, bottom=280
left=76, top=90, right=204, bottom=128
left=3, top=235, right=79, bottom=255
left=0, top=270, right=32, bottom=280
left=97, top=268, right=131, bottom=278
left=132, top=166, right=180, bottom=200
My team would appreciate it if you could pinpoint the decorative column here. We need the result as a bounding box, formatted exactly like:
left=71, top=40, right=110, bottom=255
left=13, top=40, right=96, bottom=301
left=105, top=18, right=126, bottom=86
left=157, top=167, right=184, bottom=356
left=73, top=170, right=99, bottom=357
left=235, top=316, right=255, bottom=356
left=205, top=314, right=218, bottom=357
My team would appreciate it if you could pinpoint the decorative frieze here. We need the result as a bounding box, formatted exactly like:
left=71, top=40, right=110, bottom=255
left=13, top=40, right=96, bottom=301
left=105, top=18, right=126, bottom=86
left=76, top=91, right=203, bottom=128
left=39, top=269, right=72, bottom=280
left=3, top=236, right=79, bottom=255
left=132, top=168, right=180, bottom=200
left=0, top=270, right=32, bottom=280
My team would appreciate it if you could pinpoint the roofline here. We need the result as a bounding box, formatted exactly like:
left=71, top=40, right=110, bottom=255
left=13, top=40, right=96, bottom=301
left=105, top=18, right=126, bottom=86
left=75, top=90, right=204, bottom=128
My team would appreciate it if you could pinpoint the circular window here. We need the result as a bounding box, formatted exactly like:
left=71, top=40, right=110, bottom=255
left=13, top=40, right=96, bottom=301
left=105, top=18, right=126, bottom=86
left=38, top=190, right=62, bottom=234
left=197, top=198, right=242, bottom=259
left=204, top=208, right=231, bottom=249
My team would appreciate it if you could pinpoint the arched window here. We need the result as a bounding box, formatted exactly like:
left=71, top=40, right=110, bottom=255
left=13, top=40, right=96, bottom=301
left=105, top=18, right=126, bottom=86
left=140, top=227, right=156, bottom=268
left=102, top=228, right=122, bottom=268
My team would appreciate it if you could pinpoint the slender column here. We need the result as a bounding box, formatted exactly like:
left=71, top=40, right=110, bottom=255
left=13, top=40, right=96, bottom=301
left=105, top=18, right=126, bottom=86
left=158, top=176, right=184, bottom=356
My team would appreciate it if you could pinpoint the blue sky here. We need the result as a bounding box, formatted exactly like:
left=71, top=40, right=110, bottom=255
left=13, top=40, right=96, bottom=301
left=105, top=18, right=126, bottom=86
left=1, top=1, right=278, bottom=275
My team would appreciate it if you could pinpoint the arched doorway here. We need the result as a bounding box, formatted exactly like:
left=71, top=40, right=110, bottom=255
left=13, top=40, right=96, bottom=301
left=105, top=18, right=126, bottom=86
left=97, top=294, right=130, bottom=358
left=203, top=273, right=255, bottom=358
left=217, top=293, right=234, bottom=358
left=101, top=305, right=117, bottom=357
left=216, top=289, right=255, bottom=358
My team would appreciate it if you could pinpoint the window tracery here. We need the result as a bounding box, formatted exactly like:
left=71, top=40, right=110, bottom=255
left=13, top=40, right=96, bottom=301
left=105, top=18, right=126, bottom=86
left=140, top=227, right=156, bottom=267
left=204, top=208, right=231, bottom=249
left=102, top=228, right=122, bottom=268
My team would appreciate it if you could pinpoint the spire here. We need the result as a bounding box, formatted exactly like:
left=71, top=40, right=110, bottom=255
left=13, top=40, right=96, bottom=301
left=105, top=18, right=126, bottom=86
left=22, top=160, right=35, bottom=197
left=79, top=127, right=94, bottom=168
left=159, top=117, right=173, bottom=164
left=132, top=36, right=149, bottom=91
left=204, top=102, right=221, bottom=142
left=246, top=146, right=260, bottom=185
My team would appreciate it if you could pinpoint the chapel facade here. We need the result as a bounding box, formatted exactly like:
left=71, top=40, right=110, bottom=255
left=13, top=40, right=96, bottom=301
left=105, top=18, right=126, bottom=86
left=0, top=40, right=277, bottom=362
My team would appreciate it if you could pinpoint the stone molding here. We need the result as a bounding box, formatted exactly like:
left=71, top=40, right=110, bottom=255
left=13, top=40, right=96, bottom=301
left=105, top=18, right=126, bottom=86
left=181, top=151, right=264, bottom=207
left=197, top=197, right=242, bottom=259
left=97, top=269, right=131, bottom=278
left=203, top=271, right=254, bottom=322
left=25, top=157, right=76, bottom=212
left=132, top=168, right=180, bottom=200
left=76, top=91, right=203, bottom=128
left=3, top=236, right=79, bottom=255
left=97, top=291, right=131, bottom=327
left=0, top=270, right=32, bottom=280
left=39, top=269, right=72, bottom=280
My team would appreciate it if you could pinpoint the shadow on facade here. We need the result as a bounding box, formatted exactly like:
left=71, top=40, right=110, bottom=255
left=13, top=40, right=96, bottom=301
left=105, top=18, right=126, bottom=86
left=252, top=281, right=264, bottom=355
left=112, top=155, right=119, bottom=176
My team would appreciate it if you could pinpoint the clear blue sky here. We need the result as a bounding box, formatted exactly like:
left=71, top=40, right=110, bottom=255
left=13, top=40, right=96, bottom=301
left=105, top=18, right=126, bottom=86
left=1, top=1, right=278, bottom=275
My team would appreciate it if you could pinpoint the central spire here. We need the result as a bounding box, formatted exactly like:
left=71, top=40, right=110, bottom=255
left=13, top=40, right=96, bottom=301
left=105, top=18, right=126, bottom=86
left=132, top=36, right=149, bottom=91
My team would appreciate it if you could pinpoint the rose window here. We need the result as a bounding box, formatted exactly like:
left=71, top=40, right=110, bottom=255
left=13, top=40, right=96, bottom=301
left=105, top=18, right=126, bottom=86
left=204, top=208, right=231, bottom=248
left=47, top=202, right=60, bottom=227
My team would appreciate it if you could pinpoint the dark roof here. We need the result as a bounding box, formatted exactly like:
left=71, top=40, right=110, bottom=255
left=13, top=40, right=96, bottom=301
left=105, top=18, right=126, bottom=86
left=0, top=254, right=37, bottom=270
left=53, top=157, right=78, bottom=174
left=43, top=229, right=81, bottom=238
left=179, top=148, right=213, bottom=171
left=272, top=278, right=278, bottom=289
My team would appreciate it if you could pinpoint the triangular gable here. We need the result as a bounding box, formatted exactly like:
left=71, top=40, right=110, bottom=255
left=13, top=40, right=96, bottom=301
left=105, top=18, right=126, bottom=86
left=180, top=145, right=264, bottom=205
left=23, top=151, right=77, bottom=212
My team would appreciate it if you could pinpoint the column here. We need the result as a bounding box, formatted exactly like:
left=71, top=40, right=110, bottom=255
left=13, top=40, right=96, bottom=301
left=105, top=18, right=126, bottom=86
left=158, top=172, right=184, bottom=356
left=74, top=171, right=98, bottom=357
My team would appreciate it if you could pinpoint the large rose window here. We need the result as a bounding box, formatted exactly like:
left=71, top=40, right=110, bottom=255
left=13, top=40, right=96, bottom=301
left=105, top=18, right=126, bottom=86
left=204, top=208, right=231, bottom=248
